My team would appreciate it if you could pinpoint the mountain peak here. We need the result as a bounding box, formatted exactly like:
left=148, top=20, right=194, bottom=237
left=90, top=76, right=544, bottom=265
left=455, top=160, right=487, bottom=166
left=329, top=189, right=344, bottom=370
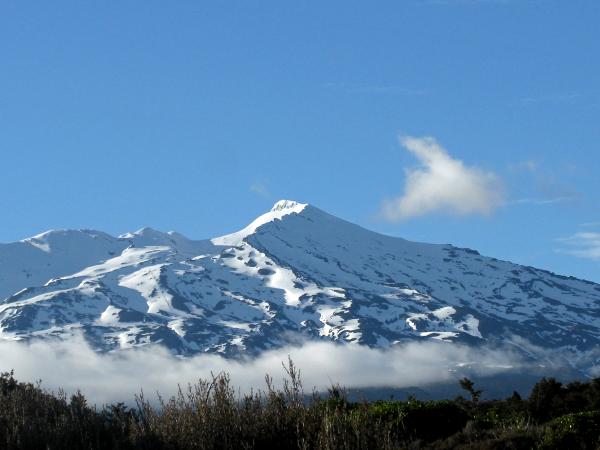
left=119, top=227, right=164, bottom=239
left=22, top=229, right=115, bottom=253
left=212, top=200, right=308, bottom=246
left=271, top=200, right=305, bottom=212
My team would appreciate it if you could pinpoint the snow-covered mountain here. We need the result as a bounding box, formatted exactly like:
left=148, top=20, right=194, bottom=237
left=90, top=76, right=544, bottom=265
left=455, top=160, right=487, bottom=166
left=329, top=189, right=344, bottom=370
left=1, top=200, right=600, bottom=370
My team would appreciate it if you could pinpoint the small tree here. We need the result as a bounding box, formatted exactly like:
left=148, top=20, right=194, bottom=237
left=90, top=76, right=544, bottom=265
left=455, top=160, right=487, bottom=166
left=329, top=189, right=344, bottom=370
left=529, top=377, right=564, bottom=421
left=459, top=377, right=482, bottom=404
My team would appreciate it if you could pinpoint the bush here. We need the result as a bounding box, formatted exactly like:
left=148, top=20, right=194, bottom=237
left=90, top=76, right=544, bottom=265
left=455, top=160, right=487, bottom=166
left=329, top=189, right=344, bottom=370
left=368, top=399, right=470, bottom=442
left=539, top=410, right=600, bottom=449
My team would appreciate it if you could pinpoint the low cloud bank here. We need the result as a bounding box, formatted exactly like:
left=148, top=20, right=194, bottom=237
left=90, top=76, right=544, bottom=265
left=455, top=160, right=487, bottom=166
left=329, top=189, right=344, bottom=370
left=0, top=337, right=539, bottom=405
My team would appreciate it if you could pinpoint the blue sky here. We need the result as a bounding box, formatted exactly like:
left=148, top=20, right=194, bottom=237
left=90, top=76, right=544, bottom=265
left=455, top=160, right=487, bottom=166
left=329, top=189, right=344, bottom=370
left=1, top=1, right=599, bottom=281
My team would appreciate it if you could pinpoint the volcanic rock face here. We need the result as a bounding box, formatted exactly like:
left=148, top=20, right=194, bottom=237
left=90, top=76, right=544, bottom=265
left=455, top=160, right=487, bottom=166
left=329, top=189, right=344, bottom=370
left=1, top=200, right=599, bottom=369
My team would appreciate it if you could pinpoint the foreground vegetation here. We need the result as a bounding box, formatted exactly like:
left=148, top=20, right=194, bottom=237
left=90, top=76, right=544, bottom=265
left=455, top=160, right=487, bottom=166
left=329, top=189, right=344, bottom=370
left=1, top=361, right=600, bottom=449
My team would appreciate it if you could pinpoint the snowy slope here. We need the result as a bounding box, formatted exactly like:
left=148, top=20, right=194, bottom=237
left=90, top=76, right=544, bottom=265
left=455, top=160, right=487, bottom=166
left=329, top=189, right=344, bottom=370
left=0, top=230, right=128, bottom=301
left=1, top=200, right=600, bottom=371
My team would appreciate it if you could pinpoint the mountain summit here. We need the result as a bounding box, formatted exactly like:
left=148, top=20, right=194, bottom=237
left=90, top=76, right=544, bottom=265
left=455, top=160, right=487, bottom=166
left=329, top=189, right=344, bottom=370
left=1, top=201, right=599, bottom=371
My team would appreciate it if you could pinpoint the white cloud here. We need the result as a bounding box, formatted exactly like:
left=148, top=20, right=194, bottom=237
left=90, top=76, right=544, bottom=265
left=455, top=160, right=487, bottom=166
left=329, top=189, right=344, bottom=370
left=424, top=0, right=511, bottom=5
left=0, top=337, right=526, bottom=406
left=558, top=232, right=600, bottom=260
left=322, top=82, right=429, bottom=96
left=517, top=92, right=585, bottom=106
left=508, top=160, right=539, bottom=173
left=507, top=159, right=580, bottom=207
left=250, top=181, right=270, bottom=198
left=511, top=196, right=575, bottom=206
left=581, top=222, right=600, bottom=228
left=382, top=136, right=504, bottom=221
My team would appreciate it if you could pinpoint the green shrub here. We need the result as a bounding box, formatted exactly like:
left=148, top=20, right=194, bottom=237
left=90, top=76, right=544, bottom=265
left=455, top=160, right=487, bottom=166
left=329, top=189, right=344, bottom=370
left=539, top=410, right=600, bottom=449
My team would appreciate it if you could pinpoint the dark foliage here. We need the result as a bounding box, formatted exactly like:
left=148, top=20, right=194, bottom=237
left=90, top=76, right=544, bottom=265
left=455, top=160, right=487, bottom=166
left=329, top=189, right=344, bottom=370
left=2, top=368, right=600, bottom=449
left=529, top=377, right=600, bottom=422
left=0, top=371, right=136, bottom=450
left=459, top=377, right=482, bottom=404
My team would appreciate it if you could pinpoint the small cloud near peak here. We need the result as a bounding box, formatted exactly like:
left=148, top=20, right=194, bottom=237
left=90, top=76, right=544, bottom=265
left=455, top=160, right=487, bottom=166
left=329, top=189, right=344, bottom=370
left=381, top=136, right=505, bottom=221
left=250, top=181, right=271, bottom=198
